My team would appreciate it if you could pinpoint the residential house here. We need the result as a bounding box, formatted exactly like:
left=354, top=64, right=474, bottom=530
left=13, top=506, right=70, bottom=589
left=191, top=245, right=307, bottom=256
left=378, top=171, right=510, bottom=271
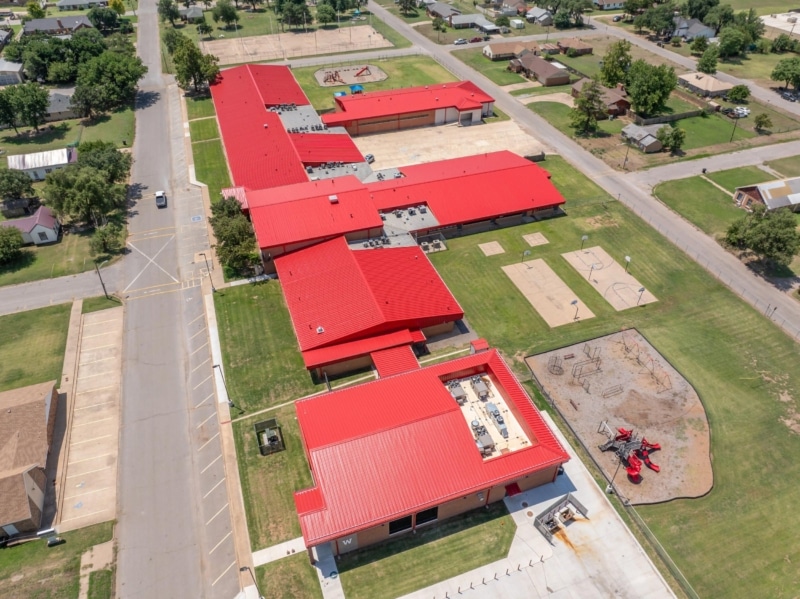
left=672, top=17, right=715, bottom=40
left=0, top=382, right=59, bottom=540
left=0, top=206, right=61, bottom=245
left=557, top=37, right=593, bottom=55
left=0, top=29, right=12, bottom=50
left=526, top=7, right=553, bottom=25
left=483, top=40, right=539, bottom=60
left=179, top=5, right=204, bottom=22
left=427, top=2, right=461, bottom=20
left=502, top=0, right=528, bottom=15
left=538, top=42, right=560, bottom=54
left=593, top=0, right=623, bottom=9
left=0, top=59, right=24, bottom=86
left=734, top=178, right=800, bottom=212
left=571, top=78, right=630, bottom=116
left=55, top=0, right=107, bottom=8
left=8, top=147, right=78, bottom=181
left=450, top=14, right=500, bottom=33
left=22, top=16, right=94, bottom=36
left=621, top=123, right=669, bottom=153
left=45, top=91, right=78, bottom=122
left=678, top=72, right=733, bottom=97
left=509, top=52, right=570, bottom=86
left=416, top=0, right=436, bottom=8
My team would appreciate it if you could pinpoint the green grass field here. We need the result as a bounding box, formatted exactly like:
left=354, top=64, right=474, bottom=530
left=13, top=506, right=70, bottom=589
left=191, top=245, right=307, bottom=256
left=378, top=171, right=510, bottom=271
left=452, top=48, right=526, bottom=86
left=655, top=176, right=740, bottom=237
left=338, top=502, right=515, bottom=599
left=256, top=554, right=323, bottom=599
left=674, top=113, right=754, bottom=149
left=87, top=568, right=114, bottom=599
left=0, top=229, right=101, bottom=287
left=292, top=56, right=457, bottom=112
left=0, top=522, right=113, bottom=599
left=189, top=117, right=220, bottom=142
left=706, top=165, right=775, bottom=192
left=424, top=155, right=800, bottom=598
left=186, top=96, right=216, bottom=120
left=767, top=155, right=800, bottom=177
left=82, top=295, right=124, bottom=314
left=192, top=139, right=231, bottom=200
left=0, top=303, right=70, bottom=392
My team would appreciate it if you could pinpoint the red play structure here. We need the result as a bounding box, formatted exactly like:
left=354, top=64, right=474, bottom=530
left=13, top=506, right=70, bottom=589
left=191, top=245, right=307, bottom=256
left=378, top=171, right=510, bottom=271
left=599, top=427, right=661, bottom=482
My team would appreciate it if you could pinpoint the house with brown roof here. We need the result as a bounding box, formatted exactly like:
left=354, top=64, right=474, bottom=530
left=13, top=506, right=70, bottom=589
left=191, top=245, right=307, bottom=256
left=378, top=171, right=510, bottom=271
left=557, top=38, right=593, bottom=55
left=678, top=72, right=733, bottom=98
left=482, top=40, right=539, bottom=61
left=571, top=78, right=630, bottom=116
left=0, top=381, right=59, bottom=539
left=509, top=53, right=570, bottom=86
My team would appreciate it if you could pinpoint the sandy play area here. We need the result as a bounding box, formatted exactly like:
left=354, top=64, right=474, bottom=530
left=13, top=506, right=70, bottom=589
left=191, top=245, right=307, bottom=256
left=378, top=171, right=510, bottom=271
left=479, top=241, right=505, bottom=256
left=503, top=259, right=594, bottom=328
left=526, top=330, right=712, bottom=504
left=562, top=246, right=657, bottom=311
left=314, top=64, right=387, bottom=86
left=199, top=25, right=392, bottom=66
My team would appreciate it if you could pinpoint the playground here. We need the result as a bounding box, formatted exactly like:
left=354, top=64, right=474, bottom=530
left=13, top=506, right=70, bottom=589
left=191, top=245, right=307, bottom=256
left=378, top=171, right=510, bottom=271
left=314, top=64, right=388, bottom=87
left=526, top=329, right=712, bottom=504
left=562, top=246, right=657, bottom=311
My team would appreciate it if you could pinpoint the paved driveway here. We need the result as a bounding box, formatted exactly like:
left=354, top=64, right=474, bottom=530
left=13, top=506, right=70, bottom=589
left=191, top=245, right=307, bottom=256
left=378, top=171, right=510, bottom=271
left=59, top=307, right=123, bottom=532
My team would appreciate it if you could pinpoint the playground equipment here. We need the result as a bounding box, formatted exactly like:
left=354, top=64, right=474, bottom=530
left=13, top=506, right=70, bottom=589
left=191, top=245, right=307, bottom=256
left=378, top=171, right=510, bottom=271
left=598, top=424, right=661, bottom=483
left=323, top=70, right=345, bottom=84
left=355, top=65, right=371, bottom=77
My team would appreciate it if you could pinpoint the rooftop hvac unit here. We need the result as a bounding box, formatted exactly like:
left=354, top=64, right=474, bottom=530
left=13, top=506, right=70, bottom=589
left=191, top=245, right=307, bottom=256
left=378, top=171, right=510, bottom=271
left=486, top=402, right=508, bottom=439
left=471, top=375, right=489, bottom=399
left=449, top=381, right=467, bottom=404
left=328, top=195, right=339, bottom=204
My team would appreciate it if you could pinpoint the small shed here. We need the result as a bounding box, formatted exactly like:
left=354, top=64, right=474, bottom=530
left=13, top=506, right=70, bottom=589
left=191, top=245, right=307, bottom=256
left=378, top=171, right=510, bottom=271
left=511, top=18, right=525, bottom=29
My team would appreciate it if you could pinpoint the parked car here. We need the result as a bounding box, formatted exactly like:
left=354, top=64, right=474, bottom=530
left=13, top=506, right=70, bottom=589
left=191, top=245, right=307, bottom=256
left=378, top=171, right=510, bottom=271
left=734, top=107, right=750, bottom=117
left=454, top=38, right=468, bottom=45
left=469, top=36, right=483, bottom=43
left=782, top=91, right=796, bottom=102
left=155, top=190, right=167, bottom=208
left=612, top=15, right=622, bottom=21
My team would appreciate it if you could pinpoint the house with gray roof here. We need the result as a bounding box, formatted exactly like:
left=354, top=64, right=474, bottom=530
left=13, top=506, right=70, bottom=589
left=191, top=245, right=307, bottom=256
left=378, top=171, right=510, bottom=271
left=672, top=17, right=715, bottom=40
left=450, top=13, right=500, bottom=32
left=427, top=2, right=461, bottom=19
left=179, top=5, right=204, bottom=22
left=55, top=0, right=107, bottom=9
left=734, top=177, right=800, bottom=212
left=22, top=16, right=93, bottom=36
left=0, top=58, right=23, bottom=86
left=526, top=7, right=552, bottom=25
left=45, top=91, right=78, bottom=122
left=621, top=123, right=669, bottom=153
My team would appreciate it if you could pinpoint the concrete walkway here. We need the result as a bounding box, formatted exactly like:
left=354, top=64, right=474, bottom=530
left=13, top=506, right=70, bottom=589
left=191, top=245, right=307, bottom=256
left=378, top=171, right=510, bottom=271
left=313, top=542, right=346, bottom=599
left=77, top=540, right=115, bottom=599
left=252, top=536, right=307, bottom=566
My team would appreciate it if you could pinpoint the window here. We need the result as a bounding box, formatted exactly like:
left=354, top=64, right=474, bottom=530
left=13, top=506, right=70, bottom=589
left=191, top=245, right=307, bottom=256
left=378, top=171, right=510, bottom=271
left=388, top=515, right=412, bottom=535
left=45, top=169, right=52, bottom=174
left=38, top=232, right=49, bottom=241
left=416, top=507, right=438, bottom=526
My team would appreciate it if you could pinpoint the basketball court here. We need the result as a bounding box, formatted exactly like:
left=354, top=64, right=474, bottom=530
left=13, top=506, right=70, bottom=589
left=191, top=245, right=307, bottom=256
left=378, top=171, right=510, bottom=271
left=479, top=241, right=505, bottom=256
left=502, top=259, right=594, bottom=328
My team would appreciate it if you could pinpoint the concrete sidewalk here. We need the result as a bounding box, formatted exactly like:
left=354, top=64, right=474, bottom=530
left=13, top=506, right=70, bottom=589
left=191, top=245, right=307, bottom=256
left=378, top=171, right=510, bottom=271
left=252, top=536, right=306, bottom=566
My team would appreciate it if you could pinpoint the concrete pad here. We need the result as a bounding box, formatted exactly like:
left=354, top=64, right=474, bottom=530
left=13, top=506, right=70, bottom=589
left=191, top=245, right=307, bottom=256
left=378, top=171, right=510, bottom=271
left=59, top=307, right=123, bottom=533
left=479, top=241, right=505, bottom=256
left=562, top=246, right=658, bottom=311
left=78, top=540, right=115, bottom=599
left=252, top=537, right=307, bottom=567
left=523, top=232, right=549, bottom=247
left=502, top=260, right=595, bottom=327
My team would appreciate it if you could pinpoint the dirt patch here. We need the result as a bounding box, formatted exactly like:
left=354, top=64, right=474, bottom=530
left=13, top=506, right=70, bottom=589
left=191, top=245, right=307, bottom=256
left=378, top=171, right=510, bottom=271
left=502, top=81, right=542, bottom=92
left=526, top=330, right=712, bottom=504
left=519, top=92, right=574, bottom=107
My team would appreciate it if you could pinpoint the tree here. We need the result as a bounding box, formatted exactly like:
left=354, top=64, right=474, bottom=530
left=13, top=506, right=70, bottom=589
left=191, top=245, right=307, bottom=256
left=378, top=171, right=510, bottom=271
left=717, top=26, right=747, bottom=58
left=686, top=0, right=717, bottom=21
left=0, top=168, right=34, bottom=201
left=197, top=20, right=214, bottom=38
left=163, top=28, right=188, bottom=54
left=733, top=7, right=764, bottom=45
left=622, top=0, right=646, bottom=19
left=495, top=15, right=510, bottom=28
left=702, top=3, right=733, bottom=34
left=281, top=2, right=311, bottom=28
left=553, top=8, right=570, bottom=28
left=690, top=36, right=708, bottom=55
left=8, top=82, right=49, bottom=131
left=157, top=0, right=180, bottom=25
left=78, top=140, right=133, bottom=184
left=725, top=204, right=800, bottom=267
left=87, top=6, right=119, bottom=31
left=105, top=32, right=136, bottom=55
left=657, top=126, right=685, bottom=154
left=71, top=28, right=108, bottom=64
left=432, top=16, right=446, bottom=31
left=209, top=196, right=257, bottom=272
left=173, top=39, right=220, bottom=92
left=625, top=60, right=677, bottom=116
left=47, top=61, right=75, bottom=83
left=246, top=0, right=263, bottom=10
left=771, top=57, right=800, bottom=89
left=601, top=41, right=632, bottom=88
left=43, top=166, right=126, bottom=227
left=89, top=223, right=123, bottom=256
left=771, top=33, right=792, bottom=53
left=72, top=52, right=147, bottom=117
left=0, top=227, right=23, bottom=265
left=570, top=78, right=605, bottom=135
left=727, top=84, right=750, bottom=103
left=398, top=0, right=414, bottom=15
left=754, top=113, right=772, bottom=132
left=697, top=45, right=718, bottom=74
left=639, top=3, right=675, bottom=36
left=0, top=88, right=19, bottom=134
left=212, top=0, right=240, bottom=28
left=316, top=3, right=335, bottom=24
left=26, top=1, right=45, bottom=19
left=109, top=0, right=126, bottom=15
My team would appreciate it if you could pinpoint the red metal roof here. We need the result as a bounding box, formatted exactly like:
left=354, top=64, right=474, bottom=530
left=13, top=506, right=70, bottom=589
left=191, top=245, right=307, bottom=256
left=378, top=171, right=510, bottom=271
left=210, top=65, right=309, bottom=191
left=294, top=349, right=570, bottom=547
left=301, top=329, right=418, bottom=370
left=289, top=133, right=364, bottom=165
left=471, top=338, right=490, bottom=352
left=322, top=81, right=494, bottom=126
left=368, top=151, right=565, bottom=227
left=247, top=64, right=310, bottom=107
left=275, top=236, right=463, bottom=353
left=221, top=186, right=248, bottom=210
left=249, top=182, right=383, bottom=252
left=245, top=175, right=366, bottom=210
left=371, top=345, right=420, bottom=378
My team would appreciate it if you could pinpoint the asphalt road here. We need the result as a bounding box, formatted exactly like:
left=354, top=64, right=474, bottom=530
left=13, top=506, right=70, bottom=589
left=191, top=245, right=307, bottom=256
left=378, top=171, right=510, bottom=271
left=368, top=1, right=800, bottom=339
left=114, top=2, right=238, bottom=597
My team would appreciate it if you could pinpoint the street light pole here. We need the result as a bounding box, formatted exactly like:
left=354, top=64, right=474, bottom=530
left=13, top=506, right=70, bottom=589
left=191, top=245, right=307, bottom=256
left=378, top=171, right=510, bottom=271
left=94, top=260, right=109, bottom=299
left=625, top=255, right=631, bottom=273
left=199, top=252, right=216, bottom=292
left=239, top=566, right=265, bottom=599
left=213, top=364, right=242, bottom=413
left=580, top=234, right=588, bottom=250
left=571, top=299, right=579, bottom=321
left=729, top=114, right=739, bottom=143
left=588, top=263, right=595, bottom=281
left=637, top=287, right=646, bottom=305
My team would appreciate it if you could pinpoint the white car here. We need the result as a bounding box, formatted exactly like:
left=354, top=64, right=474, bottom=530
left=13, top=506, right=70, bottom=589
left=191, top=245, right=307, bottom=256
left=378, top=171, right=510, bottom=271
left=454, top=38, right=468, bottom=45
left=155, top=190, right=167, bottom=208
left=734, top=107, right=750, bottom=117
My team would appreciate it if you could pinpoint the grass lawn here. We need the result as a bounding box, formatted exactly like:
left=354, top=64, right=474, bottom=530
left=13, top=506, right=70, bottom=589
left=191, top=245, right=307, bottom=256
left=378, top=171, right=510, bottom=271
left=766, top=155, right=800, bottom=177
left=293, top=55, right=458, bottom=113
left=0, top=522, right=113, bottom=599
left=0, top=303, right=70, bottom=392
left=510, top=82, right=574, bottom=97
left=79, top=105, right=136, bottom=147
left=676, top=113, right=754, bottom=150
left=452, top=47, right=526, bottom=86
left=233, top=405, right=313, bottom=548
left=256, top=554, right=323, bottom=599
left=189, top=118, right=220, bottom=142
left=706, top=165, right=775, bottom=193
left=426, top=154, right=800, bottom=598
left=338, top=502, right=515, bottom=599
left=654, top=176, right=740, bottom=237
left=186, top=96, right=216, bottom=121
left=192, top=139, right=231, bottom=200
left=82, top=295, right=124, bottom=314
left=87, top=569, right=114, bottom=599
